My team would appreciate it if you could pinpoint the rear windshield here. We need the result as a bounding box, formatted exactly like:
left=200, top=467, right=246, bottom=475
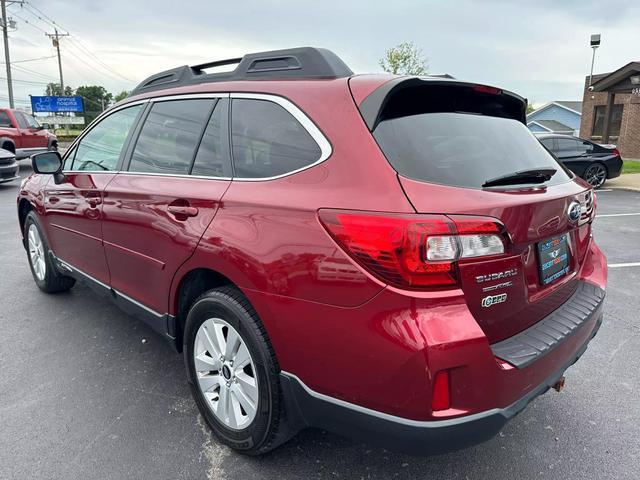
left=374, top=112, right=571, bottom=189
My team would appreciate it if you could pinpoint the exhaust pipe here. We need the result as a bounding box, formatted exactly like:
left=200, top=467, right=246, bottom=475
left=552, top=376, right=566, bottom=392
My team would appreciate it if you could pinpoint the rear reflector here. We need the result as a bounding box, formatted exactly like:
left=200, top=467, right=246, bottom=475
left=318, top=210, right=507, bottom=289
left=431, top=370, right=450, bottom=411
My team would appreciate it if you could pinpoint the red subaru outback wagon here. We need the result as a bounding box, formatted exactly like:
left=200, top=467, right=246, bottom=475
left=18, top=47, right=607, bottom=455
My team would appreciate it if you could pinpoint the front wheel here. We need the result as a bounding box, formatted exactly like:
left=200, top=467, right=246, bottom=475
left=583, top=163, right=607, bottom=189
left=184, top=286, right=286, bottom=455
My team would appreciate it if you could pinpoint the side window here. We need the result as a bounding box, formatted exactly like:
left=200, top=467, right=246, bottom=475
left=14, top=112, right=29, bottom=129
left=191, top=99, right=232, bottom=177
left=128, top=99, right=214, bottom=175
left=540, top=138, right=555, bottom=152
left=0, top=111, right=12, bottom=127
left=231, top=98, right=322, bottom=178
left=62, top=144, right=77, bottom=171
left=23, top=114, right=40, bottom=129
left=72, top=104, right=142, bottom=171
left=556, top=138, right=578, bottom=153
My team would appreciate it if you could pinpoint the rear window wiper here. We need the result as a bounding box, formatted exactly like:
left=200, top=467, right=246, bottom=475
left=482, top=167, right=557, bottom=188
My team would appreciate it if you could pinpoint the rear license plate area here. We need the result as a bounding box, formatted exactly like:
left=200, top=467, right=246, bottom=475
left=537, top=234, right=570, bottom=285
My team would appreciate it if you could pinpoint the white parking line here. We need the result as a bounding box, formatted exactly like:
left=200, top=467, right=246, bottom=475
left=608, top=262, right=640, bottom=269
left=597, top=189, right=613, bottom=192
left=596, top=212, right=640, bottom=218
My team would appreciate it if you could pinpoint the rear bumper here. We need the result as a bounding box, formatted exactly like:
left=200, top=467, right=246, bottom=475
left=279, top=291, right=604, bottom=455
left=0, top=160, right=19, bottom=183
left=607, top=157, right=623, bottom=179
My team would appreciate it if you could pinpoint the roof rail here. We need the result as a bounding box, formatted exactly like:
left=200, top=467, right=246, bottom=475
left=129, top=47, right=353, bottom=97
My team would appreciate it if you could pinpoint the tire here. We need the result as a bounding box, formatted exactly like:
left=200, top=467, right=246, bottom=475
left=24, top=211, right=75, bottom=293
left=583, top=162, right=607, bottom=189
left=184, top=286, right=284, bottom=455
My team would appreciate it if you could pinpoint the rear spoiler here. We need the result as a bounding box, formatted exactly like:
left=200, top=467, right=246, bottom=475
left=357, top=77, right=528, bottom=131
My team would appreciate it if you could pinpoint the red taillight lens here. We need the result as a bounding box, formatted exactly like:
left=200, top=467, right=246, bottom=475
left=318, top=210, right=506, bottom=289
left=613, top=148, right=621, bottom=157
left=472, top=84, right=502, bottom=95
left=431, top=370, right=450, bottom=411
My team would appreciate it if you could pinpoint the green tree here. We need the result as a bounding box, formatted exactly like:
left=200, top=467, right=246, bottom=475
left=45, top=83, right=74, bottom=96
left=526, top=102, right=536, bottom=114
left=114, top=90, right=129, bottom=103
left=379, top=42, right=428, bottom=75
left=75, top=85, right=113, bottom=124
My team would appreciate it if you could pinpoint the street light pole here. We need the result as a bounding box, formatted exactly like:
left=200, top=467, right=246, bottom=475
left=589, top=34, right=601, bottom=87
left=1, top=0, right=13, bottom=107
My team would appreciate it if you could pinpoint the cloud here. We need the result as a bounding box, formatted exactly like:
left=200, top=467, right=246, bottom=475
left=2, top=0, right=639, bottom=108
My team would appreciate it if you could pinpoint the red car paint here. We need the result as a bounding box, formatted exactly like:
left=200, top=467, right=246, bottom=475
left=18, top=70, right=606, bottom=429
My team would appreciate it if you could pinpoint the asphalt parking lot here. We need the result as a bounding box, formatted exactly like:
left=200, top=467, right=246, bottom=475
left=1, top=165, right=638, bottom=480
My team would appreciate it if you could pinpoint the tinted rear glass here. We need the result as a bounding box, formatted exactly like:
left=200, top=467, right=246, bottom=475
left=231, top=99, right=321, bottom=178
left=374, top=112, right=571, bottom=189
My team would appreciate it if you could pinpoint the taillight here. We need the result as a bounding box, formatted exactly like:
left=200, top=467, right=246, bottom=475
left=472, top=84, right=503, bottom=95
left=318, top=210, right=507, bottom=289
left=613, top=148, right=621, bottom=157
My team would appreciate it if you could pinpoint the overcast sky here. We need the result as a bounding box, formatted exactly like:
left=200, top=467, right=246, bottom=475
left=3, top=0, right=639, bottom=110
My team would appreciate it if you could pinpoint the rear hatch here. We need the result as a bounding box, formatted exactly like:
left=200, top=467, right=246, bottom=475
left=356, top=78, right=595, bottom=342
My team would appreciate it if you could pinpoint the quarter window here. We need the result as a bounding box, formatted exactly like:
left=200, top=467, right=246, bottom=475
left=128, top=99, right=214, bottom=175
left=72, top=104, right=143, bottom=171
left=191, top=99, right=232, bottom=177
left=231, top=98, right=321, bottom=178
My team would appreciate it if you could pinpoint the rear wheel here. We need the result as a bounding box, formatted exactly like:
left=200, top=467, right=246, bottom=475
left=24, top=212, right=75, bottom=293
left=583, top=163, right=607, bottom=189
left=184, top=287, right=285, bottom=455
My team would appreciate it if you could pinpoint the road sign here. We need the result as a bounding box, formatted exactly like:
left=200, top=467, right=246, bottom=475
left=39, top=115, right=85, bottom=125
left=30, top=96, right=85, bottom=113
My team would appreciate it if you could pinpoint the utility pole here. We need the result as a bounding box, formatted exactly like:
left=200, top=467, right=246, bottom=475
left=1, top=0, right=22, bottom=108
left=46, top=29, right=69, bottom=95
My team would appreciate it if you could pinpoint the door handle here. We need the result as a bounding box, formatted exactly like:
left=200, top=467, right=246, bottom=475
left=167, top=205, right=199, bottom=217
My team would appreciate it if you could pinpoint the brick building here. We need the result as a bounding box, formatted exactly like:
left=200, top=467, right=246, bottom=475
left=579, top=61, right=640, bottom=159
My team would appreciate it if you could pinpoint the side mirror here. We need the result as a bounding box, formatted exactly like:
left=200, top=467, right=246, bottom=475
left=40, top=123, right=51, bottom=130
left=31, top=151, right=65, bottom=184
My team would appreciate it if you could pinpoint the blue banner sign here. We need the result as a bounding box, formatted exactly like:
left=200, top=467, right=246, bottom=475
left=30, top=96, right=85, bottom=113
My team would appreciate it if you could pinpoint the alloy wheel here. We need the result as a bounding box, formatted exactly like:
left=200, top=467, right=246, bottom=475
left=194, top=318, right=259, bottom=430
left=28, top=224, right=46, bottom=281
left=584, top=164, right=606, bottom=188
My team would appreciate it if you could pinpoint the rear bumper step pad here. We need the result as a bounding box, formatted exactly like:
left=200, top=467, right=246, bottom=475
left=491, top=281, right=605, bottom=369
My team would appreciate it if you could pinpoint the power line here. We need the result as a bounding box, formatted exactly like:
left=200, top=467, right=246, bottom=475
left=7, top=10, right=46, bottom=34
left=23, top=1, right=68, bottom=33
left=21, top=2, right=133, bottom=83
left=66, top=36, right=133, bottom=82
left=0, top=75, right=49, bottom=85
left=2, top=54, right=56, bottom=63
left=12, top=63, right=57, bottom=81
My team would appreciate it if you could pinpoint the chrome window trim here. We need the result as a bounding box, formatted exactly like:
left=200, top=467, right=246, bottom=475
left=116, top=171, right=232, bottom=181
left=62, top=92, right=332, bottom=182
left=149, top=93, right=229, bottom=102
